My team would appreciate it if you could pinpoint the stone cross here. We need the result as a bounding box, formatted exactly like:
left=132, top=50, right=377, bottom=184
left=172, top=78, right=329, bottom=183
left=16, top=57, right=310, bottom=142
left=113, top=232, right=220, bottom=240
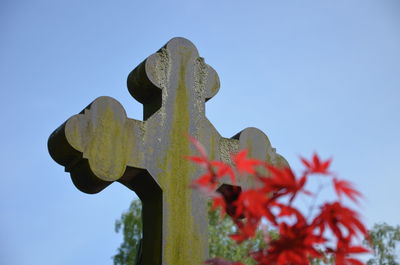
left=48, top=37, right=288, bottom=265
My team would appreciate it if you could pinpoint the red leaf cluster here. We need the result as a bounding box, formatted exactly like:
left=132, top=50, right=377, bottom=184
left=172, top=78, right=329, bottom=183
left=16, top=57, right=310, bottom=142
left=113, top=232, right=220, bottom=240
left=188, top=139, right=370, bottom=265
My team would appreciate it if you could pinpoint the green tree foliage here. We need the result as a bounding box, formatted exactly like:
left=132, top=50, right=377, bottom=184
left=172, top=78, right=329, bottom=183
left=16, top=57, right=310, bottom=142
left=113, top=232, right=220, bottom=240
left=113, top=199, right=265, bottom=265
left=113, top=200, right=142, bottom=265
left=365, top=223, right=400, bottom=265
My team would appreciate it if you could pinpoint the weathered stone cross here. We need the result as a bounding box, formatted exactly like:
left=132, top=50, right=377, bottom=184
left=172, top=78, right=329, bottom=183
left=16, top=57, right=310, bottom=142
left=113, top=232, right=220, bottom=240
left=48, top=37, right=288, bottom=265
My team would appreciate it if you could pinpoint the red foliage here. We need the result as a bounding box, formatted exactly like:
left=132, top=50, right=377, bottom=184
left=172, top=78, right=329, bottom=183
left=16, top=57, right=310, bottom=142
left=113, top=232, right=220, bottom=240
left=251, top=223, right=326, bottom=265
left=232, top=150, right=264, bottom=175
left=333, top=178, right=363, bottom=203
left=301, top=153, right=332, bottom=175
left=188, top=139, right=370, bottom=265
left=261, top=165, right=311, bottom=203
left=333, top=240, right=369, bottom=265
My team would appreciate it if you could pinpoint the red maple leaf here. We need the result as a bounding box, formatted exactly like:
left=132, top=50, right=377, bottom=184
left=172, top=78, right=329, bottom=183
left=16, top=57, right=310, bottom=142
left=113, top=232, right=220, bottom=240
left=333, top=239, right=370, bottom=265
left=260, top=165, right=310, bottom=203
left=234, top=189, right=269, bottom=219
left=186, top=155, right=209, bottom=166
left=225, top=188, right=274, bottom=243
left=301, top=153, right=332, bottom=175
left=232, top=150, right=263, bottom=175
left=191, top=172, right=217, bottom=188
left=333, top=178, right=362, bottom=203
left=312, top=202, right=368, bottom=240
left=227, top=189, right=268, bottom=243
left=211, top=160, right=237, bottom=185
left=274, top=203, right=307, bottom=227
left=251, top=223, right=325, bottom=265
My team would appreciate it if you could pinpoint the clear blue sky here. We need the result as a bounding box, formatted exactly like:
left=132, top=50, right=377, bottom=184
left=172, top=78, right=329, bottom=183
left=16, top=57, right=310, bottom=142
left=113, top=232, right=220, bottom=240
left=1, top=1, right=399, bottom=264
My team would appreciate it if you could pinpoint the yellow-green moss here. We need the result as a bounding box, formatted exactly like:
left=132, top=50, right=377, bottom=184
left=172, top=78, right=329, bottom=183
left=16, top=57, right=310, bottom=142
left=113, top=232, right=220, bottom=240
left=66, top=99, right=130, bottom=181
left=209, top=132, right=216, bottom=160
left=87, top=105, right=125, bottom=180
left=159, top=52, right=203, bottom=265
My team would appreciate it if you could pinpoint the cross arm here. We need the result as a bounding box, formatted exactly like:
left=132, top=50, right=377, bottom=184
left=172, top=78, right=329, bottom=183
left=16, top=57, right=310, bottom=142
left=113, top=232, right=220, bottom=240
left=48, top=96, right=146, bottom=193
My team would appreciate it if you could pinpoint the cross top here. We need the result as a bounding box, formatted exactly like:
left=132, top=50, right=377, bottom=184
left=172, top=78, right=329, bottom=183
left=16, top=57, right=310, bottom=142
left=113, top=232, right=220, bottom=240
left=127, top=37, right=220, bottom=120
left=48, top=37, right=288, bottom=265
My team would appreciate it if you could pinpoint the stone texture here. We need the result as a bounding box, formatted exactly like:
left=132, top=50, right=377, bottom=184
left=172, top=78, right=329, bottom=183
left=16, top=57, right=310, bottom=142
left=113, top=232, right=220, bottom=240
left=48, top=37, right=289, bottom=265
